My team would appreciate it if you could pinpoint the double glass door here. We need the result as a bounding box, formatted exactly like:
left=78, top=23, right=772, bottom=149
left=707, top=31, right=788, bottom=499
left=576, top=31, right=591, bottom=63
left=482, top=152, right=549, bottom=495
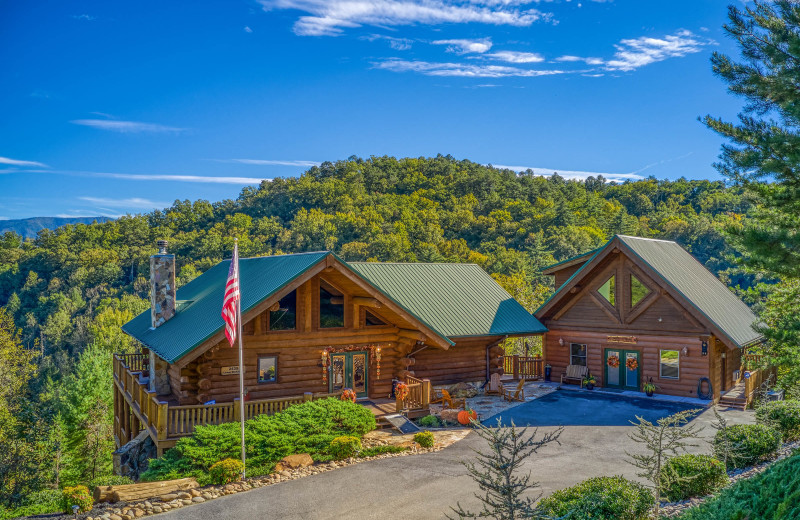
left=604, top=348, right=640, bottom=390
left=329, top=351, right=368, bottom=398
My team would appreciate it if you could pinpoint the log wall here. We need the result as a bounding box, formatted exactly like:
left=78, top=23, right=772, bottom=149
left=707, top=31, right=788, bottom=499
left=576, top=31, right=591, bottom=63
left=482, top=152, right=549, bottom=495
left=412, top=339, right=497, bottom=385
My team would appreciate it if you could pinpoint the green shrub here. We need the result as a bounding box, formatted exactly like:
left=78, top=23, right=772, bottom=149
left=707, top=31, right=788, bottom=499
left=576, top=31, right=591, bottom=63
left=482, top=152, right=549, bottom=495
left=678, top=451, right=800, bottom=519
left=88, top=475, right=134, bottom=489
left=329, top=436, right=361, bottom=459
left=209, top=458, right=244, bottom=484
left=358, top=445, right=407, bottom=457
left=755, top=400, right=800, bottom=441
left=660, top=454, right=729, bottom=501
left=0, top=489, right=62, bottom=519
left=59, top=485, right=93, bottom=514
left=536, top=476, right=653, bottom=520
left=414, top=430, right=435, bottom=448
left=713, top=423, right=781, bottom=469
left=141, top=398, right=375, bottom=482
left=418, top=415, right=440, bottom=428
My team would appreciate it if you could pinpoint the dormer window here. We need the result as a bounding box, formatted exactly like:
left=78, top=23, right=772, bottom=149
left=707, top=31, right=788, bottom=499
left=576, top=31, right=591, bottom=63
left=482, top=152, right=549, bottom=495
left=320, top=281, right=344, bottom=328
left=630, top=274, right=651, bottom=308
left=598, top=275, right=616, bottom=306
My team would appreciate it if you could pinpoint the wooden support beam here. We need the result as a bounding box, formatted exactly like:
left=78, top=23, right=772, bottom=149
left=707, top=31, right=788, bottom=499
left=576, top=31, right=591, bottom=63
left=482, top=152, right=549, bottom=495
left=352, top=296, right=382, bottom=308
left=398, top=329, right=427, bottom=342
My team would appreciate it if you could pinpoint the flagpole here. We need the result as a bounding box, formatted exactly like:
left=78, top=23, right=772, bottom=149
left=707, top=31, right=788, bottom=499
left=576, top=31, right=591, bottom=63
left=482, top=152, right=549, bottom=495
left=235, top=239, right=246, bottom=479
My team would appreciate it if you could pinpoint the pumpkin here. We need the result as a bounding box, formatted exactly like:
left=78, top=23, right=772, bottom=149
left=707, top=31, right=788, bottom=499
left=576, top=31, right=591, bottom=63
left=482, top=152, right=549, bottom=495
left=457, top=409, right=478, bottom=425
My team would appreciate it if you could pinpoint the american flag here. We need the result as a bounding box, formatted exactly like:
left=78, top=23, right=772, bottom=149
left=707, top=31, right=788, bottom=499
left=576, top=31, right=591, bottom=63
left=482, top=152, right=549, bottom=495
left=221, top=242, right=240, bottom=346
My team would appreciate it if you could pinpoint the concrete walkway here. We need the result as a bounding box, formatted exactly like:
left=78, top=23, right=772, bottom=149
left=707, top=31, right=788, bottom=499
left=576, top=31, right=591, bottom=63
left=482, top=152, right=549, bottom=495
left=156, top=391, right=754, bottom=520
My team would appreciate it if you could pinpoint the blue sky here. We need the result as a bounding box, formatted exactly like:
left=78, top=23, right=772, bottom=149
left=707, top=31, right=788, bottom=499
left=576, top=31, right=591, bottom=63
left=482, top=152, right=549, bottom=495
left=0, top=0, right=745, bottom=219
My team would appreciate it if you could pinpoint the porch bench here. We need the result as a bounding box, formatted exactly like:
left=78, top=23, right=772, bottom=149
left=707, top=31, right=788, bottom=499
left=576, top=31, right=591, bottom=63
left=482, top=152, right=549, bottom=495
left=561, top=365, right=588, bottom=386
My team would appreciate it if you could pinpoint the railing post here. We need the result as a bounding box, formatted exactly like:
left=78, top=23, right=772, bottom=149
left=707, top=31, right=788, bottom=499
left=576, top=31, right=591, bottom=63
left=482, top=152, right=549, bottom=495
left=512, top=355, right=519, bottom=380
left=422, top=379, right=431, bottom=409
left=157, top=400, right=168, bottom=440
left=234, top=398, right=241, bottom=421
left=396, top=394, right=404, bottom=413
left=303, top=392, right=313, bottom=402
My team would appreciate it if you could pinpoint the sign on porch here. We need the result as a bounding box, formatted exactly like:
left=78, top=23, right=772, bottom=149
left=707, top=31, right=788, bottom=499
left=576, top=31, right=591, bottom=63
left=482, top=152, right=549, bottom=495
left=221, top=365, right=240, bottom=375
left=606, top=335, right=638, bottom=344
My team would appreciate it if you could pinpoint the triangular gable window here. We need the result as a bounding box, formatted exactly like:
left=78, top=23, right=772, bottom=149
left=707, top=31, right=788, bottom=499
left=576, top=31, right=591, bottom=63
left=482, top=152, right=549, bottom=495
left=365, top=310, right=387, bottom=327
left=630, top=274, right=651, bottom=308
left=598, top=275, right=616, bottom=306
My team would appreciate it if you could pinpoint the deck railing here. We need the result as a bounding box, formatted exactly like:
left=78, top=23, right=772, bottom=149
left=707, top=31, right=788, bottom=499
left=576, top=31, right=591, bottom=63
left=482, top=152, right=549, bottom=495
left=396, top=375, right=431, bottom=413
left=113, top=353, right=345, bottom=446
left=502, top=355, right=545, bottom=380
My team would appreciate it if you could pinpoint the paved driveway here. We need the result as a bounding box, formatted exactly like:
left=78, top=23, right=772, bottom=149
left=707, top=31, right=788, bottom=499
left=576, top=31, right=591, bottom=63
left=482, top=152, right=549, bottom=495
left=158, top=391, right=754, bottom=520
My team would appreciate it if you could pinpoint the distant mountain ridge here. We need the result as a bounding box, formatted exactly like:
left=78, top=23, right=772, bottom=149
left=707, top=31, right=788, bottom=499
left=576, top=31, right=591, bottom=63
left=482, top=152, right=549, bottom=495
left=0, top=216, right=113, bottom=238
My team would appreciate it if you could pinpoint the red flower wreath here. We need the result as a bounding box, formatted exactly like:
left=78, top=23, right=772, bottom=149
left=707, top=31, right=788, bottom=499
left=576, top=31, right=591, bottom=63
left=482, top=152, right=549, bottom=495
left=341, top=388, right=357, bottom=402
left=625, top=357, right=639, bottom=371
left=607, top=355, right=620, bottom=368
left=395, top=382, right=409, bottom=401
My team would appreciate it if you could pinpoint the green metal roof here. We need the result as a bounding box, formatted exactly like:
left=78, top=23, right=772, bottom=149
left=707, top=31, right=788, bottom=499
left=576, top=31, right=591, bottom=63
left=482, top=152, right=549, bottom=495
left=617, top=235, right=764, bottom=349
left=123, top=253, right=547, bottom=363
left=540, top=247, right=601, bottom=273
left=349, top=262, right=547, bottom=338
left=122, top=251, right=330, bottom=363
left=536, top=235, right=764, bottom=349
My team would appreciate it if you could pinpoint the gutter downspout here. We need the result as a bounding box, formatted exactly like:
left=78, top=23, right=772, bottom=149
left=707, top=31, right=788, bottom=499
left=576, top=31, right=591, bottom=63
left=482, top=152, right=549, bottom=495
left=484, top=335, right=508, bottom=388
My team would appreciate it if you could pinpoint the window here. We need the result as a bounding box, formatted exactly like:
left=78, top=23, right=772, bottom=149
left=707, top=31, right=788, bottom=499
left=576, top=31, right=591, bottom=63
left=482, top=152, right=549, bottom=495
left=269, top=290, right=296, bottom=331
left=258, top=356, right=277, bottom=383
left=570, top=343, right=587, bottom=366
left=598, top=275, right=616, bottom=306
left=320, top=281, right=344, bottom=328
left=630, top=274, right=651, bottom=308
left=660, top=350, right=679, bottom=379
left=365, top=310, right=387, bottom=327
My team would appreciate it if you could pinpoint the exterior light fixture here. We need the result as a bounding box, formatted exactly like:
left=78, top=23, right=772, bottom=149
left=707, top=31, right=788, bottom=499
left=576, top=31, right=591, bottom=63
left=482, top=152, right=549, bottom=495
left=558, top=337, right=565, bottom=347
left=682, top=347, right=689, bottom=356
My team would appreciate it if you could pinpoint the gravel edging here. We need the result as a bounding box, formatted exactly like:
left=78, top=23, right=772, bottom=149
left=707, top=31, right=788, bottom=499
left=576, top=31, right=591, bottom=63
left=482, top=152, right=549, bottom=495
left=659, top=440, right=800, bottom=518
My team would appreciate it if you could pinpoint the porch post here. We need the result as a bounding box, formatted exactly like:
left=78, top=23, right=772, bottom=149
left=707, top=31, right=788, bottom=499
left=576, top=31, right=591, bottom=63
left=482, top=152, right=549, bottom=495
left=512, top=355, right=519, bottom=380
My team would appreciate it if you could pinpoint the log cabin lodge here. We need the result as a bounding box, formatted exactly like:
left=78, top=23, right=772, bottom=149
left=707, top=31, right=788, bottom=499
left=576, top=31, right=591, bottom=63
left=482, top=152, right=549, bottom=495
left=114, top=235, right=764, bottom=460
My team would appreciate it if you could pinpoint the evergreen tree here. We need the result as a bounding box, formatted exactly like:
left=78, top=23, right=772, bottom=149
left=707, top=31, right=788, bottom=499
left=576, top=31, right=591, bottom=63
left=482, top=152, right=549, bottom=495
left=703, top=1, right=800, bottom=277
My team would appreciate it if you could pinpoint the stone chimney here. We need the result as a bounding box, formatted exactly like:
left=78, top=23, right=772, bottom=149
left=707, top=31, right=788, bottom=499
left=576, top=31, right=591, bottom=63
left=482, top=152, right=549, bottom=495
left=149, top=240, right=174, bottom=396
left=150, top=240, right=176, bottom=328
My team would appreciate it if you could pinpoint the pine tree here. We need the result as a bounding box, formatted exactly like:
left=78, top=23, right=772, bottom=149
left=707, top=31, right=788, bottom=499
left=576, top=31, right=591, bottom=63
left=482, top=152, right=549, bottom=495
left=626, top=409, right=703, bottom=516
left=703, top=1, right=800, bottom=277
left=447, top=419, right=562, bottom=520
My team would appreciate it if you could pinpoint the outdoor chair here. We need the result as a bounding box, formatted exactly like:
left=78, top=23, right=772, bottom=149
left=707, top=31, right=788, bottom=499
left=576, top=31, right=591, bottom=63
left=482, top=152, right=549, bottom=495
left=561, top=365, right=588, bottom=386
left=503, top=378, right=526, bottom=402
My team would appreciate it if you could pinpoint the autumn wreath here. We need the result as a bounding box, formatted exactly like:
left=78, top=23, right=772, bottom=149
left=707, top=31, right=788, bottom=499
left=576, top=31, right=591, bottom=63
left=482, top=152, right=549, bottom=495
left=625, top=357, right=639, bottom=371
left=395, top=382, right=409, bottom=401
left=607, top=355, right=620, bottom=368
left=340, top=388, right=357, bottom=402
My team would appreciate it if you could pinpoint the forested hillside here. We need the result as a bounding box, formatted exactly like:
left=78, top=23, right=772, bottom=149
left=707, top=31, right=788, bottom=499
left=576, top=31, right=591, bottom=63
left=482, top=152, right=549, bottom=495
left=0, top=155, right=757, bottom=508
left=0, top=216, right=113, bottom=239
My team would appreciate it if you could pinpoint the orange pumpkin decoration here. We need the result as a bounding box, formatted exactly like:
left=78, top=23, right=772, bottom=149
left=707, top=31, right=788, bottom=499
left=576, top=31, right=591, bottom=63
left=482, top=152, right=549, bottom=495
left=457, top=409, right=478, bottom=425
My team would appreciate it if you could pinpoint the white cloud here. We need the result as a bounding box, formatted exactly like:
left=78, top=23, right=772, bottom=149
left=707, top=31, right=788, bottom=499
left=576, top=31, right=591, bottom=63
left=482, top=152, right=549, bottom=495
left=485, top=50, right=544, bottom=63
left=72, top=14, right=96, bottom=21
left=491, top=164, right=643, bottom=182
left=212, top=159, right=320, bottom=167
left=56, top=211, right=121, bottom=218
left=363, top=34, right=413, bottom=50
left=604, top=29, right=710, bottom=71
left=258, top=0, right=549, bottom=36
left=432, top=37, right=492, bottom=54
left=78, top=197, right=171, bottom=209
left=374, top=58, right=563, bottom=77
left=555, top=55, right=604, bottom=65
left=244, top=26, right=254, bottom=33
left=0, top=156, right=48, bottom=167
left=2, top=168, right=268, bottom=185
left=71, top=119, right=186, bottom=133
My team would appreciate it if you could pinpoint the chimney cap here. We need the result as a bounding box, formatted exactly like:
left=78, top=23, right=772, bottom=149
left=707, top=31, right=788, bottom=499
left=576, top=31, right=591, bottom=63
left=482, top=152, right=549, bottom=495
left=157, top=240, right=168, bottom=255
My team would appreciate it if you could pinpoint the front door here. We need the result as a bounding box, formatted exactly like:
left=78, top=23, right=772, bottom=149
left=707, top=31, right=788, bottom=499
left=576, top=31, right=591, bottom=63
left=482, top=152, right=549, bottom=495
left=329, top=351, right=368, bottom=398
left=604, top=348, right=640, bottom=391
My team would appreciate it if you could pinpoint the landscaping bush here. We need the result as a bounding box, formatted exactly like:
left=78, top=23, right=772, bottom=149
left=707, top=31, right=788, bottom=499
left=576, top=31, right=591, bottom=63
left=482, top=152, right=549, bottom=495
left=678, top=451, right=800, bottom=519
left=0, top=490, right=62, bottom=519
left=755, top=400, right=800, bottom=441
left=59, top=485, right=93, bottom=514
left=329, top=436, right=361, bottom=459
left=358, top=445, right=407, bottom=457
left=209, top=458, right=244, bottom=484
left=89, top=475, right=134, bottom=489
left=712, top=423, right=781, bottom=469
left=660, top=454, right=728, bottom=501
left=414, top=430, right=435, bottom=448
left=141, top=398, right=375, bottom=482
left=418, top=415, right=441, bottom=428
left=535, top=475, right=653, bottom=520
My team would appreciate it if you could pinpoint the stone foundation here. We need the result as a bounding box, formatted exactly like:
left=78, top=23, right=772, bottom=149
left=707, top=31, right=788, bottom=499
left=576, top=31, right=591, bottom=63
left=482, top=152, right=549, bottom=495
left=114, top=430, right=157, bottom=480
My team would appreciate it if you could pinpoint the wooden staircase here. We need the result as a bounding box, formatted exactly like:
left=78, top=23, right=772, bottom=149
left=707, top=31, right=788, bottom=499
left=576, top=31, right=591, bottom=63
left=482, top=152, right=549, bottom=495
left=718, top=381, right=748, bottom=411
